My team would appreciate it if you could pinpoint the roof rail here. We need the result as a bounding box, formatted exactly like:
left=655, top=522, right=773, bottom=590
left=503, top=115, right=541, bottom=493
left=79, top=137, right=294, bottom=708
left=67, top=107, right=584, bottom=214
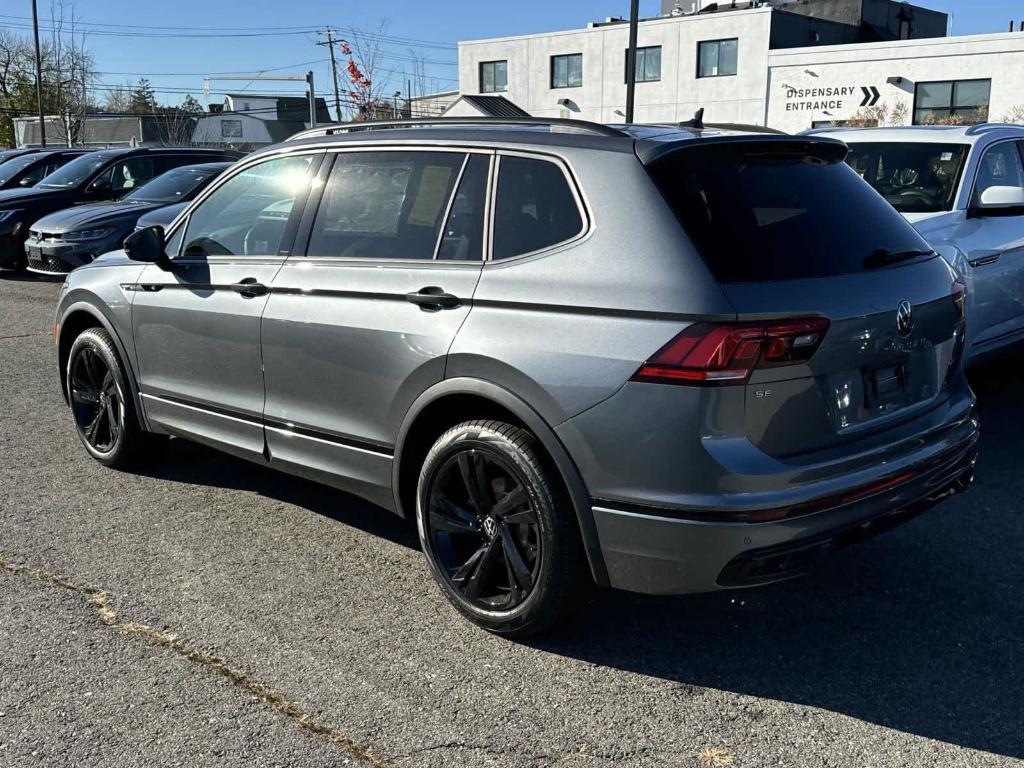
left=965, top=122, right=1023, bottom=136
left=286, top=116, right=631, bottom=142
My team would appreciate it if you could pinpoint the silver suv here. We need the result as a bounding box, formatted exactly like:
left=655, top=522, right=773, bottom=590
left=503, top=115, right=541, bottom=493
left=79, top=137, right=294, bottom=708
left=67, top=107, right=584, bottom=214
left=55, top=118, right=979, bottom=636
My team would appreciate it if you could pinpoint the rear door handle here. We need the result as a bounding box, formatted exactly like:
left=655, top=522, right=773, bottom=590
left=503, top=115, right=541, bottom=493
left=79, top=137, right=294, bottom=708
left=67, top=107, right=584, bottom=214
left=232, top=278, right=269, bottom=298
left=969, top=250, right=1001, bottom=268
left=406, top=286, right=461, bottom=311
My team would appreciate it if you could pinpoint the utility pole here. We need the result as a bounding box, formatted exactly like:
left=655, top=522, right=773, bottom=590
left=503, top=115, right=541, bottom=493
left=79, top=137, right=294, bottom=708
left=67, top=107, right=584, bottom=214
left=624, top=0, right=640, bottom=124
left=306, top=71, right=317, bottom=128
left=625, top=0, right=640, bottom=124
left=317, top=28, right=343, bottom=122
left=31, top=0, right=47, bottom=147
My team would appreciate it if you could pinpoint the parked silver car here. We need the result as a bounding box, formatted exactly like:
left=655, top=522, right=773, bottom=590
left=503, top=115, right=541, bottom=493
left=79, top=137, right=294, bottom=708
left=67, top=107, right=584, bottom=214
left=55, top=118, right=978, bottom=636
left=811, top=124, right=1024, bottom=365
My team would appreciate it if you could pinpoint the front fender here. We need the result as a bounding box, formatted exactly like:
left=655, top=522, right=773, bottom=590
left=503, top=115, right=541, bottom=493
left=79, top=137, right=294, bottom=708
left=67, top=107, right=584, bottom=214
left=57, top=279, right=147, bottom=429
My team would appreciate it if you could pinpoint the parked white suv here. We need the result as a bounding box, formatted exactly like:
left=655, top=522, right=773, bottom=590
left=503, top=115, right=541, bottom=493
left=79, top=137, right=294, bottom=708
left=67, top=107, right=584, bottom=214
left=813, top=124, right=1024, bottom=365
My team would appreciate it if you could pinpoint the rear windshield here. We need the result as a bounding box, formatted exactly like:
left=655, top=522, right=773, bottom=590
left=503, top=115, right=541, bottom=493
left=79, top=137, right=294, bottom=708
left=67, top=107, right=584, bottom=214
left=649, top=141, right=933, bottom=283
left=844, top=141, right=968, bottom=213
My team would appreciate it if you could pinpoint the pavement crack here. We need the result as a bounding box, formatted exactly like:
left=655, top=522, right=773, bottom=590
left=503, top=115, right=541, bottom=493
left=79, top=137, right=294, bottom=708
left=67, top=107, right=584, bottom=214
left=0, top=332, right=49, bottom=341
left=0, top=555, right=394, bottom=768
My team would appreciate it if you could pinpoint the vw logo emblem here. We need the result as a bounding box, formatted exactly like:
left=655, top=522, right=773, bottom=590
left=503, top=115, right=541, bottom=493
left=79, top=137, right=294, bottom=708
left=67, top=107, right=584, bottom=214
left=896, top=300, right=914, bottom=337
left=482, top=517, right=498, bottom=539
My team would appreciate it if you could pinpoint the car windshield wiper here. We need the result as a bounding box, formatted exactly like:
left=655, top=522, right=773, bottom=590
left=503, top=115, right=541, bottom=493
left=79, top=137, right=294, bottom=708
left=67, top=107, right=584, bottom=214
left=863, top=247, right=934, bottom=270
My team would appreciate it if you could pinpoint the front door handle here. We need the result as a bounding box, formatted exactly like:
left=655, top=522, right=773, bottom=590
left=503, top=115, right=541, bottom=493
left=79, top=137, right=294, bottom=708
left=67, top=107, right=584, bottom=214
left=232, top=278, right=269, bottom=298
left=969, top=250, right=1002, bottom=268
left=406, top=286, right=461, bottom=311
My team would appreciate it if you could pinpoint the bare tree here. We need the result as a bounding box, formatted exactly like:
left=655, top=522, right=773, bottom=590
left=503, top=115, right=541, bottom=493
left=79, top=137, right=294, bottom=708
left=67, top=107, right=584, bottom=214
left=46, top=2, right=95, bottom=146
left=102, top=82, right=132, bottom=113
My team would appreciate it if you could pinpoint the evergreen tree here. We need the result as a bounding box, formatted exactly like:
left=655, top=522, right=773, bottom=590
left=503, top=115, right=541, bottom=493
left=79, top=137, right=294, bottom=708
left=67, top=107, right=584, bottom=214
left=128, top=78, right=157, bottom=114
left=179, top=94, right=203, bottom=114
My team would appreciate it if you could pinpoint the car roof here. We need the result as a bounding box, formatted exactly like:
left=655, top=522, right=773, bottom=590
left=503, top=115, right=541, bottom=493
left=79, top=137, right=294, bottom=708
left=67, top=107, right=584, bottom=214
left=270, top=117, right=837, bottom=164
left=803, top=123, right=1024, bottom=145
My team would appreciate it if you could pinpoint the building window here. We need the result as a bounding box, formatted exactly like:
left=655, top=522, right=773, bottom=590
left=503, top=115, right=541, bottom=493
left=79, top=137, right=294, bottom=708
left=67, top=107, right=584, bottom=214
left=221, top=119, right=243, bottom=139
left=480, top=60, right=508, bottom=93
left=913, top=79, right=991, bottom=125
left=697, top=38, right=738, bottom=78
left=551, top=53, right=583, bottom=89
left=624, top=46, right=662, bottom=83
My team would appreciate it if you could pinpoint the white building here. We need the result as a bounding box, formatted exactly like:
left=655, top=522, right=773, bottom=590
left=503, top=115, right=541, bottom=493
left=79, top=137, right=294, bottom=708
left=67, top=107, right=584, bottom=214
left=456, top=0, right=1024, bottom=132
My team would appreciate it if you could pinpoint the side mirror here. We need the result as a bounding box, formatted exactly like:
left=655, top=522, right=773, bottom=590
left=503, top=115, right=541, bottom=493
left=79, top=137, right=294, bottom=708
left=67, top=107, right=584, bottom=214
left=89, top=177, right=113, bottom=196
left=18, top=177, right=35, bottom=187
left=971, top=185, right=1024, bottom=216
left=124, top=225, right=167, bottom=265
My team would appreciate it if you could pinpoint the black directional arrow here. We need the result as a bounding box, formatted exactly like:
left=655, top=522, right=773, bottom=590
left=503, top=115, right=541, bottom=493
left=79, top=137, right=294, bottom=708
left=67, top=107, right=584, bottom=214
left=860, top=86, right=881, bottom=107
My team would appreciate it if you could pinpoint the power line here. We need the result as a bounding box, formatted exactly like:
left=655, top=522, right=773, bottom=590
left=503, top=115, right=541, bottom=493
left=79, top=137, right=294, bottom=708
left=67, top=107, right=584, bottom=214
left=0, top=13, right=458, bottom=49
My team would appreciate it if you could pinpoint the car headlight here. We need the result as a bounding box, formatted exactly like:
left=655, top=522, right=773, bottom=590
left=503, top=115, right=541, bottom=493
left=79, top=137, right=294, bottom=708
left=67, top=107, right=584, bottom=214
left=0, top=209, right=22, bottom=223
left=62, top=227, right=117, bottom=242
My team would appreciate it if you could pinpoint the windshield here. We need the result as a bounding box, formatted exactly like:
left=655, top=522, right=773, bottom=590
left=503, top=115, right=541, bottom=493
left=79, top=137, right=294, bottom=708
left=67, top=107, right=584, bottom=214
left=0, top=153, right=42, bottom=185
left=124, top=166, right=220, bottom=204
left=37, top=152, right=111, bottom=189
left=649, top=141, right=933, bottom=283
left=844, top=142, right=969, bottom=214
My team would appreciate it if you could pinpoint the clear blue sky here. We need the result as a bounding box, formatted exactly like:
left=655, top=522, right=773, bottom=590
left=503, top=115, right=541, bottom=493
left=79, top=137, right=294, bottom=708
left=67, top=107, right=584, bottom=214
left=1, top=0, right=1019, bottom=115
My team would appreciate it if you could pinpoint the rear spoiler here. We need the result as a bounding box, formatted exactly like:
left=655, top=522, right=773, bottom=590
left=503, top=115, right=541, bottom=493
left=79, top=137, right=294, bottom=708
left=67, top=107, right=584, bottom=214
left=635, top=135, right=850, bottom=166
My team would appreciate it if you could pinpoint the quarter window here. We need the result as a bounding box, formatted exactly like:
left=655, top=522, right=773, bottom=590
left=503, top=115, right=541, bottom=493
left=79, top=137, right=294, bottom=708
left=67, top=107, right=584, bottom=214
left=913, top=79, right=991, bottom=125
left=180, top=154, right=315, bottom=258
left=625, top=46, right=662, bottom=83
left=492, top=156, right=583, bottom=261
left=480, top=60, right=508, bottom=93
left=697, top=39, right=738, bottom=78
left=307, top=151, right=466, bottom=260
left=551, top=53, right=583, bottom=89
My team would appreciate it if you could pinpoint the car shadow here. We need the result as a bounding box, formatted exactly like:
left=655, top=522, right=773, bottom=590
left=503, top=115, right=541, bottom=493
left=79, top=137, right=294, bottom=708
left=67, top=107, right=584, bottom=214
left=132, top=438, right=419, bottom=550
left=532, top=347, right=1024, bottom=758
left=130, top=348, right=1024, bottom=758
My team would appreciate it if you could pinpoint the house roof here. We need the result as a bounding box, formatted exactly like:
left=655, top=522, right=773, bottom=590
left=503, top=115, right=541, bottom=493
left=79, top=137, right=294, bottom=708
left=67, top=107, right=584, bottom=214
left=456, top=95, right=532, bottom=118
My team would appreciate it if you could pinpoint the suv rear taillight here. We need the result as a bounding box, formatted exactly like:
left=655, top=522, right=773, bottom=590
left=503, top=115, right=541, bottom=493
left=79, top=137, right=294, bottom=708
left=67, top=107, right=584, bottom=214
left=632, top=318, right=830, bottom=386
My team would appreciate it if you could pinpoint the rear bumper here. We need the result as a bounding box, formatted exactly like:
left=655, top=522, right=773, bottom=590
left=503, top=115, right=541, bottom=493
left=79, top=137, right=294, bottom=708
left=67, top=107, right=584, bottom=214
left=591, top=419, right=979, bottom=594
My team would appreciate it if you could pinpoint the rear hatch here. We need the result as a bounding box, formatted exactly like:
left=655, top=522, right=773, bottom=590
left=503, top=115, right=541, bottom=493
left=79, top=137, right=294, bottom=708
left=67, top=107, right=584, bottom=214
left=643, top=137, right=965, bottom=458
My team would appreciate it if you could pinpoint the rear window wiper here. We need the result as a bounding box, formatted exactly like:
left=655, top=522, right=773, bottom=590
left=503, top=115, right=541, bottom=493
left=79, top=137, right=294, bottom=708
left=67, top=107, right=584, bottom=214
left=863, top=247, right=934, bottom=270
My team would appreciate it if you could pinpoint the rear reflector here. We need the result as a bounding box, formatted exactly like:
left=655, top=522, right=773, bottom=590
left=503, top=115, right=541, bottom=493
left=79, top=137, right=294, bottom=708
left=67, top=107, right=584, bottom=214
left=632, top=318, right=830, bottom=386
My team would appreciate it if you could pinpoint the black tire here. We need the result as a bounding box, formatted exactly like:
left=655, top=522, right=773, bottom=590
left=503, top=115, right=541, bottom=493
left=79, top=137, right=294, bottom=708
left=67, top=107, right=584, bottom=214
left=416, top=420, right=586, bottom=637
left=66, top=327, right=157, bottom=469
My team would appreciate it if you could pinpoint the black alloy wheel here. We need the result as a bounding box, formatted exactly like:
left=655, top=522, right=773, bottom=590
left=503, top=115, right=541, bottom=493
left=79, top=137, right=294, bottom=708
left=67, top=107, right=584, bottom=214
left=66, top=327, right=160, bottom=469
left=70, top=345, right=122, bottom=453
left=417, top=420, right=586, bottom=637
left=426, top=448, right=541, bottom=611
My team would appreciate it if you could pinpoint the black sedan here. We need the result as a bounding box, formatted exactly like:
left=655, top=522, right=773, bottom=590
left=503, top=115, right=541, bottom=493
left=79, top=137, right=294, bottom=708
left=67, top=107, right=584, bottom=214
left=25, top=162, right=232, bottom=276
left=0, top=146, right=241, bottom=271
left=0, top=149, right=91, bottom=191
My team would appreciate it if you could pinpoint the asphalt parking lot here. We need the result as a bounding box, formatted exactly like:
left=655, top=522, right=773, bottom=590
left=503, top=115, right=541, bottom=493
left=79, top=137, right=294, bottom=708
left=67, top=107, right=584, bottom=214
left=1, top=273, right=1022, bottom=768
